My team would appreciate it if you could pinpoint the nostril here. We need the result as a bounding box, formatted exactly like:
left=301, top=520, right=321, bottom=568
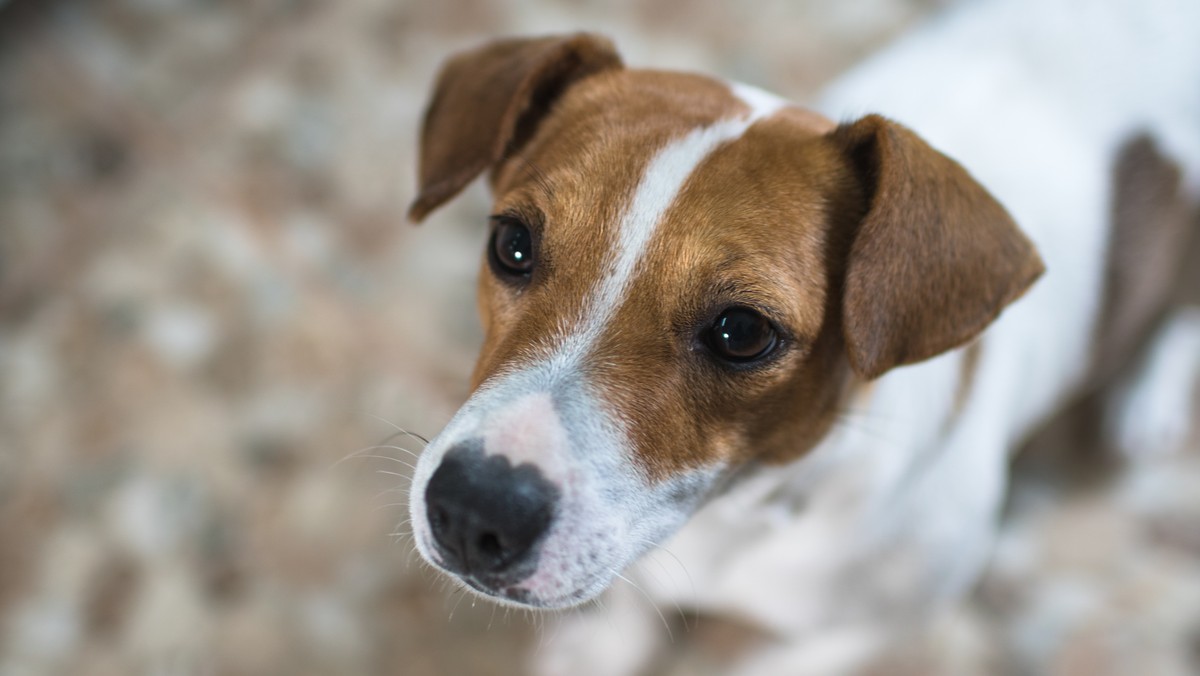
left=429, top=506, right=447, bottom=530
left=477, top=532, right=503, bottom=559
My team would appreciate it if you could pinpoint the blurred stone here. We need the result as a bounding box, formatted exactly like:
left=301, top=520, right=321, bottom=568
left=140, top=304, right=218, bottom=370
left=0, top=1, right=1197, bottom=674
left=84, top=553, right=140, bottom=638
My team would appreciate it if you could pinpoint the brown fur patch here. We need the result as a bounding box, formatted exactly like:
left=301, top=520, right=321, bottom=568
left=954, top=340, right=983, bottom=417
left=1089, top=133, right=1193, bottom=387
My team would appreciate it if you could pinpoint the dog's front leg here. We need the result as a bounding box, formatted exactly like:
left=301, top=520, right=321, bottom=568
left=727, top=624, right=887, bottom=676
left=1108, top=307, right=1200, bottom=458
left=531, top=582, right=663, bottom=676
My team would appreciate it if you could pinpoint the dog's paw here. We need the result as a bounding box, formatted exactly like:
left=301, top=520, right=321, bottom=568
left=1109, top=309, right=1200, bottom=459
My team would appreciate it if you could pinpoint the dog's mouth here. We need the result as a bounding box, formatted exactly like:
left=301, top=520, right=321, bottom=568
left=411, top=461, right=729, bottom=611
left=461, top=574, right=605, bottom=609
left=459, top=576, right=536, bottom=606
left=417, top=528, right=618, bottom=609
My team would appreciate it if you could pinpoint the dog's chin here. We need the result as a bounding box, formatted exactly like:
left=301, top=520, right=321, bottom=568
left=415, top=532, right=622, bottom=610
left=436, top=565, right=615, bottom=610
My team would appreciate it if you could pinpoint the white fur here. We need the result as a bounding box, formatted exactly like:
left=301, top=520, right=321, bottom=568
left=730, top=81, right=790, bottom=119
left=538, top=0, right=1200, bottom=673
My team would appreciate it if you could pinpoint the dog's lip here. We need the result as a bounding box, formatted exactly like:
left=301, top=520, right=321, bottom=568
left=418, top=539, right=538, bottom=602
left=426, top=553, right=613, bottom=609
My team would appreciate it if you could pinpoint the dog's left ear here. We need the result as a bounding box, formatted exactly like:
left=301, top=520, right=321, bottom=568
left=829, top=115, right=1045, bottom=379
left=408, top=34, right=622, bottom=223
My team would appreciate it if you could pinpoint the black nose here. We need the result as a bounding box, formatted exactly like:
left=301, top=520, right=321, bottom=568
left=424, top=443, right=558, bottom=579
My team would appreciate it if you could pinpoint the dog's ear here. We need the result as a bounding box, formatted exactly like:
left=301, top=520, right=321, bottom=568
left=408, top=34, right=622, bottom=223
left=829, top=115, right=1045, bottom=379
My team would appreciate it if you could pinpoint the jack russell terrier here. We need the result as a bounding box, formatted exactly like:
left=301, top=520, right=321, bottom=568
left=404, top=0, right=1200, bottom=672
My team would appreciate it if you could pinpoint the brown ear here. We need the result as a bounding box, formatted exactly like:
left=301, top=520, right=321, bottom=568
left=829, top=115, right=1045, bottom=379
left=407, top=33, right=622, bottom=223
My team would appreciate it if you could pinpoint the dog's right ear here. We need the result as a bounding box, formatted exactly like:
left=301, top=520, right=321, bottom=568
left=828, top=115, right=1045, bottom=379
left=408, top=34, right=622, bottom=223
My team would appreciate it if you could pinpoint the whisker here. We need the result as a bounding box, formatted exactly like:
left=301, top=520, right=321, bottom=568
left=448, top=586, right=470, bottom=621
left=635, top=551, right=690, bottom=633
left=375, top=468, right=417, bottom=479
left=377, top=429, right=424, bottom=449
left=375, top=501, right=412, bottom=512
left=537, top=609, right=553, bottom=652
left=368, top=442, right=422, bottom=459
left=611, top=569, right=673, bottom=643
left=541, top=607, right=565, bottom=650
left=530, top=609, right=545, bottom=654
left=633, top=538, right=696, bottom=602
left=330, top=444, right=421, bottom=470
left=358, top=411, right=431, bottom=445
left=372, top=486, right=411, bottom=501
left=352, top=453, right=419, bottom=466
left=590, top=593, right=617, bottom=636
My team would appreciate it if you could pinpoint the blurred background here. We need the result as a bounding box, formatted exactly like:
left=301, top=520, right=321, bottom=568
left=0, top=0, right=1197, bottom=674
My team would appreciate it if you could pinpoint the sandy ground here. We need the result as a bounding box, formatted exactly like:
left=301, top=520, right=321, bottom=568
left=0, top=0, right=1198, bottom=674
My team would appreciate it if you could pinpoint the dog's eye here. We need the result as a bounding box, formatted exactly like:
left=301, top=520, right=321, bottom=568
left=707, top=307, right=778, bottom=363
left=488, top=217, right=535, bottom=279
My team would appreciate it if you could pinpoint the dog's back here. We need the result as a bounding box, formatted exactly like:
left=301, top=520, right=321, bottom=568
left=403, top=3, right=1200, bottom=674
left=642, top=2, right=1200, bottom=670
left=819, top=0, right=1200, bottom=434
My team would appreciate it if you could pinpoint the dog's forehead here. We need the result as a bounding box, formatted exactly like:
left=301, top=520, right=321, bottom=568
left=492, top=70, right=747, bottom=213
left=647, top=112, right=840, bottom=320
left=492, top=72, right=837, bottom=329
left=496, top=69, right=836, bottom=239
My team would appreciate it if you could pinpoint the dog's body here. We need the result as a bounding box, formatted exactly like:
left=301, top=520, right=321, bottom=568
left=405, top=0, right=1200, bottom=673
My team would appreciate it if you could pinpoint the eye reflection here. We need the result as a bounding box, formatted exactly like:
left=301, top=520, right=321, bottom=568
left=707, top=307, right=778, bottom=362
left=489, top=217, right=535, bottom=278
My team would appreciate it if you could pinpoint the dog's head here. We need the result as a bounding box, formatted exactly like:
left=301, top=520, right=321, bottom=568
left=404, top=34, right=1043, bottom=608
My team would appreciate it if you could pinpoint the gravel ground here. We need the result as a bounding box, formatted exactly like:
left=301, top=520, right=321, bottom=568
left=0, top=1, right=1197, bottom=674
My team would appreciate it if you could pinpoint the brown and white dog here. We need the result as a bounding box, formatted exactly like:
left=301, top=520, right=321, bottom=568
left=405, top=0, right=1200, bottom=672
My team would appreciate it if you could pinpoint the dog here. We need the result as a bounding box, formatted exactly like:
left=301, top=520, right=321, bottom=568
left=404, top=0, right=1200, bottom=672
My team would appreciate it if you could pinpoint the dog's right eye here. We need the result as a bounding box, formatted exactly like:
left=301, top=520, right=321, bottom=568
left=706, top=306, right=779, bottom=364
left=488, top=216, right=535, bottom=280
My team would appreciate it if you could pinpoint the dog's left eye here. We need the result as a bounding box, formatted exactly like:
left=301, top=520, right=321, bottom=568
left=706, top=307, right=779, bottom=363
left=488, top=216, right=535, bottom=279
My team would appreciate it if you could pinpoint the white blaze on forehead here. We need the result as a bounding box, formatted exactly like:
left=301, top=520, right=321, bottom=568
left=730, top=81, right=792, bottom=119
left=558, top=82, right=787, bottom=358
